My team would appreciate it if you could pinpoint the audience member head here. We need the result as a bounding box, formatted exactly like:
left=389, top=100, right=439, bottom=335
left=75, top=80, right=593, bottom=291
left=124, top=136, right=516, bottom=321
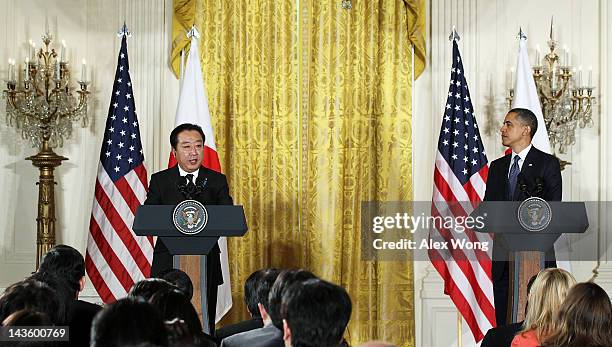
left=253, top=268, right=280, bottom=322
left=149, top=289, right=202, bottom=336
left=2, top=309, right=52, bottom=326
left=243, top=269, right=266, bottom=317
left=542, top=282, right=612, bottom=347
left=90, top=297, right=167, bottom=347
left=38, top=244, right=85, bottom=298
left=0, top=279, right=61, bottom=325
left=165, top=318, right=200, bottom=347
left=156, top=268, right=194, bottom=301
left=128, top=278, right=177, bottom=301
left=281, top=278, right=352, bottom=347
left=522, top=268, right=576, bottom=341
left=28, top=271, right=72, bottom=324
left=268, top=269, right=316, bottom=330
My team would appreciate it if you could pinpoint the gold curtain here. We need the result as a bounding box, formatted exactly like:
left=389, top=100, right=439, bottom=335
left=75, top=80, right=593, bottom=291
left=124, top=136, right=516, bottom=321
left=172, top=1, right=425, bottom=346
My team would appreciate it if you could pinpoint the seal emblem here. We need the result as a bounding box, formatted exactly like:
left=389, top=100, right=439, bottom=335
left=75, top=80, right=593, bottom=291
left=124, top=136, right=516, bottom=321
left=173, top=199, right=208, bottom=235
left=517, top=197, right=552, bottom=232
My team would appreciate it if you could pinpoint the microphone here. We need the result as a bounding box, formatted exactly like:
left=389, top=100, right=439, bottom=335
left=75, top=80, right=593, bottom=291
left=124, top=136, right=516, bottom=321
left=517, top=172, right=529, bottom=197
left=533, top=177, right=544, bottom=197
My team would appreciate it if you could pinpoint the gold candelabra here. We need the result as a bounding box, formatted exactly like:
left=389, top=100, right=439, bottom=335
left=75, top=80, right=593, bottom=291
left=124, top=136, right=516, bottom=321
left=3, top=30, right=89, bottom=268
left=507, top=20, right=595, bottom=170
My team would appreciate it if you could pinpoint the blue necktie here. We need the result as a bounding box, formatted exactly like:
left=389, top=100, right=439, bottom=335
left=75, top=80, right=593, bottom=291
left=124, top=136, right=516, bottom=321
left=508, top=156, right=520, bottom=200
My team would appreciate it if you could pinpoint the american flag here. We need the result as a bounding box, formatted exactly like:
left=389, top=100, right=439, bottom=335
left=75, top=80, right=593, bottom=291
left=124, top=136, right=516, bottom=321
left=85, top=35, right=154, bottom=303
left=429, top=39, right=496, bottom=341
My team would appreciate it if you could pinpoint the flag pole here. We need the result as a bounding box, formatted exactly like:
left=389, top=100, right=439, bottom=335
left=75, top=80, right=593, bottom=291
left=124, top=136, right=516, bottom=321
left=450, top=28, right=463, bottom=347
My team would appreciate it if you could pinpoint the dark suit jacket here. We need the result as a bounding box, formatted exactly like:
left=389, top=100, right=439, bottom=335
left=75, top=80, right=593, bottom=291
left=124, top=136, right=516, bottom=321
left=220, top=324, right=284, bottom=347
left=66, top=299, right=102, bottom=347
left=481, top=322, right=523, bottom=347
left=215, top=317, right=264, bottom=342
left=144, top=165, right=233, bottom=284
left=484, top=146, right=561, bottom=202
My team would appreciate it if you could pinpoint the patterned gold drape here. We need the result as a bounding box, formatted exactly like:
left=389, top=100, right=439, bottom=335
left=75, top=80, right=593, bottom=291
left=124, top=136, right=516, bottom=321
left=172, top=1, right=425, bottom=346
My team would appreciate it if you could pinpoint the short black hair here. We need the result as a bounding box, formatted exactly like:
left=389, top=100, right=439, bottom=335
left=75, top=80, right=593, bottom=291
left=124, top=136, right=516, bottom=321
left=91, top=297, right=168, bottom=347
left=170, top=123, right=205, bottom=150
left=268, top=269, right=316, bottom=330
left=38, top=244, right=85, bottom=295
left=157, top=268, right=194, bottom=301
left=149, top=289, right=202, bottom=337
left=281, top=279, right=352, bottom=347
left=244, top=270, right=266, bottom=316
left=28, top=271, right=72, bottom=325
left=254, top=268, right=280, bottom=315
left=2, top=309, right=53, bottom=326
left=0, top=279, right=60, bottom=325
left=128, top=278, right=178, bottom=302
left=509, top=107, right=538, bottom=138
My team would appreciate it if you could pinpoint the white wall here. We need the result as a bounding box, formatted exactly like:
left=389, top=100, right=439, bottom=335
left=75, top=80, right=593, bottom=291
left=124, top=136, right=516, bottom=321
left=0, top=0, right=180, bottom=301
left=414, top=0, right=607, bottom=346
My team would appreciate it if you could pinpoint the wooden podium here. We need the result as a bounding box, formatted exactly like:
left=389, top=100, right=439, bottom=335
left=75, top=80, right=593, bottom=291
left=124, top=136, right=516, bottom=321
left=473, top=200, right=588, bottom=322
left=132, top=204, right=248, bottom=333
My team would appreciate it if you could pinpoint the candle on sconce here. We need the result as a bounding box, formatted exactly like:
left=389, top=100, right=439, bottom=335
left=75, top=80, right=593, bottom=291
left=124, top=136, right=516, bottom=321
left=45, top=17, right=49, bottom=35
left=81, top=59, right=87, bottom=81
left=56, top=61, right=60, bottom=80
left=510, top=67, right=515, bottom=89
left=25, top=57, right=29, bottom=81
left=61, top=40, right=66, bottom=62
left=28, top=39, right=33, bottom=60
left=588, top=66, right=593, bottom=87
left=563, top=45, right=569, bottom=66
left=578, top=65, right=583, bottom=88
left=7, top=58, right=13, bottom=81
left=535, top=44, right=541, bottom=65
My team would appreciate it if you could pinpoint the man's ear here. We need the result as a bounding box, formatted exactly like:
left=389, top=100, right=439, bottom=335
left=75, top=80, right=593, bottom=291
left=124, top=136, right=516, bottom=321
left=258, top=303, right=269, bottom=321
left=79, top=276, right=85, bottom=292
left=283, top=319, right=292, bottom=343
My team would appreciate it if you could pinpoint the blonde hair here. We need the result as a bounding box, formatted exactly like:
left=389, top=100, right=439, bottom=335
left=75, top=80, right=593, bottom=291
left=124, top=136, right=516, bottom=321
left=521, top=268, right=576, bottom=341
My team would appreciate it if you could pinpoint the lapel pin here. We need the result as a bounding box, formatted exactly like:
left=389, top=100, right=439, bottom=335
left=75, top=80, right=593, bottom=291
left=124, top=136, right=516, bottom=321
left=528, top=163, right=533, bottom=167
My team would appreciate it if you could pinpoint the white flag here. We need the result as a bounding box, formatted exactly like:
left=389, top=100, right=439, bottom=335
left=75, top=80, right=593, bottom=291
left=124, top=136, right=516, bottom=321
left=512, top=36, right=571, bottom=272
left=172, top=28, right=233, bottom=322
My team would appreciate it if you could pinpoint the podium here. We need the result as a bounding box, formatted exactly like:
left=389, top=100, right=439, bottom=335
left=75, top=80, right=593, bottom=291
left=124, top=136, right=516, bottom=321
left=473, top=200, right=588, bottom=323
left=133, top=203, right=248, bottom=333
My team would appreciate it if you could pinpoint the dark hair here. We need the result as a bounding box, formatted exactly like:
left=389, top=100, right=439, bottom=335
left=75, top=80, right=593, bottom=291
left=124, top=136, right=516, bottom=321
left=157, top=268, right=194, bottom=301
left=149, top=289, right=202, bottom=336
left=509, top=107, right=538, bottom=138
left=91, top=297, right=168, bottom=347
left=281, top=279, right=352, bottom=347
left=2, top=309, right=53, bottom=326
left=268, top=269, right=316, bottom=330
left=170, top=123, right=205, bottom=150
left=28, top=271, right=72, bottom=325
left=542, top=282, right=612, bottom=347
left=128, top=278, right=178, bottom=302
left=38, top=244, right=85, bottom=296
left=0, top=278, right=62, bottom=325
left=251, top=268, right=280, bottom=316
left=244, top=269, right=266, bottom=316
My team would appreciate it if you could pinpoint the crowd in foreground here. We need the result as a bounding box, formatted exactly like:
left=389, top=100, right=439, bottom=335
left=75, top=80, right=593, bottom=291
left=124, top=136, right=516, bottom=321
left=481, top=268, right=612, bottom=347
left=0, top=245, right=396, bottom=347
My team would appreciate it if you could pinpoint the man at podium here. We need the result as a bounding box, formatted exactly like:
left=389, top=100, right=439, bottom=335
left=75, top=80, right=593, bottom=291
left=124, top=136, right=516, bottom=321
left=483, top=108, right=561, bottom=325
left=144, top=123, right=233, bottom=330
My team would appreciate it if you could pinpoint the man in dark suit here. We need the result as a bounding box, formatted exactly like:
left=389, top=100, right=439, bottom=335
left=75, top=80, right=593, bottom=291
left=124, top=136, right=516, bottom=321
left=484, top=108, right=562, bottom=326
left=145, top=123, right=233, bottom=333
left=220, top=269, right=282, bottom=347
left=216, top=269, right=276, bottom=342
